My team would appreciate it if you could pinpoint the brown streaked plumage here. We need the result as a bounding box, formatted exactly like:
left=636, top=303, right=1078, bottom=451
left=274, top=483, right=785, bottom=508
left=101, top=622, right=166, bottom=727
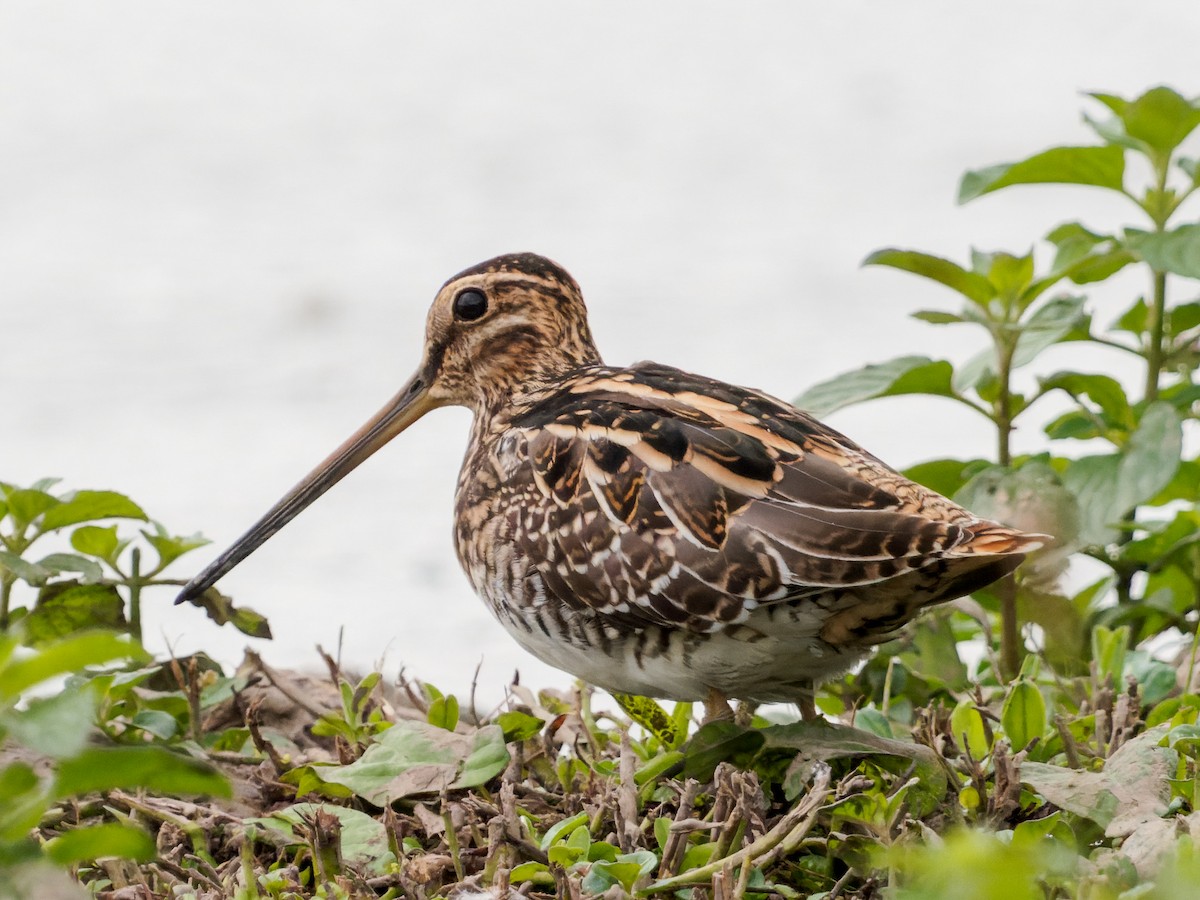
left=177, top=253, right=1046, bottom=714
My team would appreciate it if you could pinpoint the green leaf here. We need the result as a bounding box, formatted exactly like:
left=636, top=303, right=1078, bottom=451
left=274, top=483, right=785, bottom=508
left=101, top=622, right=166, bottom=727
left=981, top=250, right=1035, bottom=300
left=795, top=356, right=956, bottom=418
left=0, top=762, right=47, bottom=841
left=44, top=822, right=156, bottom=865
left=1060, top=404, right=1183, bottom=547
left=54, top=746, right=230, bottom=798
left=3, top=489, right=60, bottom=532
left=863, top=249, right=995, bottom=304
left=496, top=710, right=544, bottom=742
left=1122, top=401, right=1183, bottom=499
left=1126, top=225, right=1200, bottom=279
left=313, top=720, right=508, bottom=804
left=681, top=721, right=765, bottom=782
left=581, top=851, right=657, bottom=895
left=1011, top=295, right=1088, bottom=369
left=40, top=491, right=146, bottom=532
left=540, top=811, right=590, bottom=851
left=509, top=861, right=552, bottom=884
left=0, top=551, right=51, bottom=586
left=1092, top=625, right=1130, bottom=685
left=0, top=684, right=97, bottom=758
left=36, top=553, right=103, bottom=584
left=1022, top=726, right=1174, bottom=833
left=140, top=526, right=210, bottom=570
left=911, top=310, right=965, bottom=324
left=764, top=720, right=947, bottom=811
left=249, top=803, right=398, bottom=877
left=24, top=583, right=125, bottom=644
left=0, top=631, right=146, bottom=700
left=612, top=692, right=688, bottom=749
left=70, top=525, right=121, bottom=564
left=1097, top=86, right=1200, bottom=158
left=950, top=701, right=990, bottom=759
left=1000, top=679, right=1047, bottom=751
left=1038, top=371, right=1134, bottom=432
left=427, top=694, right=459, bottom=731
left=958, top=145, right=1126, bottom=203
left=130, top=709, right=180, bottom=741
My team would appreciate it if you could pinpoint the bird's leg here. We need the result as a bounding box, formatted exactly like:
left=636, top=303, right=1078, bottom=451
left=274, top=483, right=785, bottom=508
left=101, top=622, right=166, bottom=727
left=702, top=687, right=735, bottom=724
left=734, top=701, right=758, bottom=727
left=798, top=681, right=818, bottom=721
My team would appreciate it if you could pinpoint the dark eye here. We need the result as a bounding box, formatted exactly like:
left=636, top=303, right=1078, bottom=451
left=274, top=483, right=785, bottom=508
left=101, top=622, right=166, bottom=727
left=453, top=289, right=488, bottom=321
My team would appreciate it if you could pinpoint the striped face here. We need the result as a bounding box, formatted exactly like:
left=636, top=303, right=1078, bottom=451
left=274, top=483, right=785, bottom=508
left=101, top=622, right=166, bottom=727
left=174, top=252, right=602, bottom=606
left=422, top=253, right=603, bottom=412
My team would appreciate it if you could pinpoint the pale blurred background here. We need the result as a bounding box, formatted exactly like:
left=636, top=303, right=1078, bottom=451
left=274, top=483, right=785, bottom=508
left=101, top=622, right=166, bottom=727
left=4, top=2, right=1198, bottom=699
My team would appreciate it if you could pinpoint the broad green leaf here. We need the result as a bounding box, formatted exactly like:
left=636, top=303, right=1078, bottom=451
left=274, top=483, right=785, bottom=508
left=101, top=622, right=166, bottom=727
left=958, top=145, right=1125, bottom=203
left=496, top=710, right=544, bottom=742
left=1037, top=226, right=1133, bottom=294
left=981, top=250, right=1035, bottom=300
left=1092, top=625, right=1130, bottom=685
left=1094, top=86, right=1200, bottom=158
left=795, top=356, right=956, bottom=418
left=1012, top=295, right=1088, bottom=369
left=39, top=491, right=146, bottom=532
left=1038, top=371, right=1134, bottom=432
left=1113, top=297, right=1148, bottom=336
left=581, top=851, right=657, bottom=895
left=509, top=861, right=552, bottom=884
left=952, top=348, right=996, bottom=394
left=764, top=720, right=946, bottom=810
left=427, top=693, right=459, bottom=731
left=540, top=811, right=590, bottom=850
left=905, top=459, right=983, bottom=500
left=950, top=701, right=990, bottom=759
left=1169, top=301, right=1200, bottom=338
left=250, top=803, right=397, bottom=877
left=44, top=822, right=155, bottom=865
left=70, top=525, right=120, bottom=563
left=1126, top=225, right=1200, bottom=279
left=140, top=526, right=210, bottom=570
left=3, top=489, right=60, bottom=532
left=863, top=249, right=995, bottom=304
left=0, top=631, right=146, bottom=700
left=1022, top=726, right=1173, bottom=834
left=0, top=551, right=51, bottom=586
left=613, top=692, right=687, bottom=749
left=1122, top=401, right=1183, bottom=500
left=36, top=553, right=103, bottom=584
left=315, top=720, right=507, bottom=803
left=25, top=583, right=125, bottom=643
left=681, top=721, right=765, bottom=782
left=54, top=746, right=230, bottom=798
left=0, top=684, right=97, bottom=758
left=1001, top=679, right=1047, bottom=751
left=130, top=709, right=180, bottom=741
left=0, top=762, right=48, bottom=841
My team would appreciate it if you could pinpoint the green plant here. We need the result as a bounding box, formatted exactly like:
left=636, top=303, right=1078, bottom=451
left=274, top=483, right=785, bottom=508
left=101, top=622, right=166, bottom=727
left=799, top=86, right=1200, bottom=680
left=0, top=629, right=230, bottom=889
left=0, top=479, right=270, bottom=642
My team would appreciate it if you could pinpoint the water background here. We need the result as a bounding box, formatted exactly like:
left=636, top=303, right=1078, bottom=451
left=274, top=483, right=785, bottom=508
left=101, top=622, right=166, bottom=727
left=5, top=2, right=1200, bottom=700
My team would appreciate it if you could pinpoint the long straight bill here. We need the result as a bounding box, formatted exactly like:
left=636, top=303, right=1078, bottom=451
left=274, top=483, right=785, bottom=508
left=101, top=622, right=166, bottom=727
left=175, top=373, right=436, bottom=605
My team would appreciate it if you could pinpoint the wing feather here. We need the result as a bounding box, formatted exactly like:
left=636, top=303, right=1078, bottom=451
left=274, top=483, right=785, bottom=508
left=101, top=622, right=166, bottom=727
left=509, top=362, right=1038, bottom=634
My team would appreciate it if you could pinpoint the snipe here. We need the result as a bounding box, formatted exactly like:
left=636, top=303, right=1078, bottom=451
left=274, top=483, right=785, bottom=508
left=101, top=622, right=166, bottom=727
left=177, top=253, right=1045, bottom=716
